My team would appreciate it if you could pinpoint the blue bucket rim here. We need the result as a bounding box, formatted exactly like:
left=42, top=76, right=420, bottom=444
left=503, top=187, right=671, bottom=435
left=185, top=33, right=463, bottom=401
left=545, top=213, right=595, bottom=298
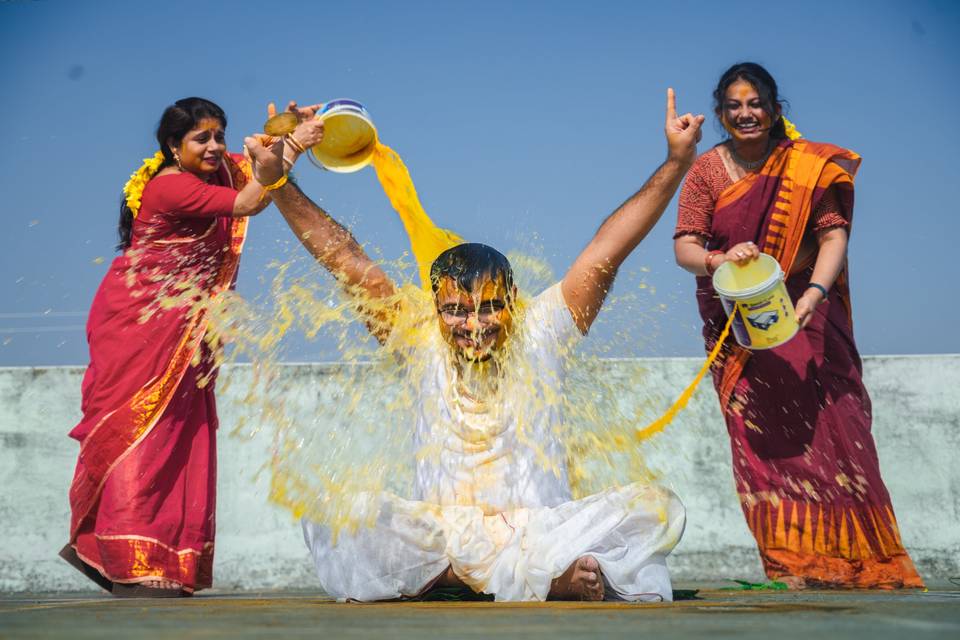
left=320, top=99, right=371, bottom=117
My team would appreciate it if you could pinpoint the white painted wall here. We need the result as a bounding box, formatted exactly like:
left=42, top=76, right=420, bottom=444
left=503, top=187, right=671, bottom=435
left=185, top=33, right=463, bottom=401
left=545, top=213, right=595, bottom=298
left=1, top=355, right=957, bottom=592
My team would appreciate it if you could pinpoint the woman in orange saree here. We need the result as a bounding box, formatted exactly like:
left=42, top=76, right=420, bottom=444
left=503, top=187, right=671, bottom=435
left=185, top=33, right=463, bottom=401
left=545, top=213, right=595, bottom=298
left=60, top=98, right=321, bottom=597
left=673, top=63, right=923, bottom=589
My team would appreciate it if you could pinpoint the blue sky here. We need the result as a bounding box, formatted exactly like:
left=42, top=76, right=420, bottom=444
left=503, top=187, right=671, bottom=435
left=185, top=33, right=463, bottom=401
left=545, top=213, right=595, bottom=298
left=1, top=0, right=958, bottom=365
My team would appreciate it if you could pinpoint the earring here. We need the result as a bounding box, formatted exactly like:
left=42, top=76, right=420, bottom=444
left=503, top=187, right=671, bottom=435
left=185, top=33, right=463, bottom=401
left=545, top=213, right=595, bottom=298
left=173, top=151, right=183, bottom=171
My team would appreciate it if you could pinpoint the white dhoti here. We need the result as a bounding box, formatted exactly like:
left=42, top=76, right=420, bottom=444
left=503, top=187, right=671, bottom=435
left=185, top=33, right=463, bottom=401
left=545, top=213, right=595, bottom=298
left=302, top=483, right=685, bottom=602
left=302, top=284, right=687, bottom=602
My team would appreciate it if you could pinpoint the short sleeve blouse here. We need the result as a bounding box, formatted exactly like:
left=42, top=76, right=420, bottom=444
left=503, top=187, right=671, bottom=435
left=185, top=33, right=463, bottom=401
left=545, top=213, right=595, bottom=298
left=133, top=170, right=240, bottom=243
left=674, top=147, right=848, bottom=241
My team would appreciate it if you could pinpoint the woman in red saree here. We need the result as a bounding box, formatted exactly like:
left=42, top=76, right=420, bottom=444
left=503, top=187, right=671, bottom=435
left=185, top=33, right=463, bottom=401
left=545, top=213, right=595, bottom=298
left=673, top=63, right=923, bottom=589
left=61, top=97, right=322, bottom=596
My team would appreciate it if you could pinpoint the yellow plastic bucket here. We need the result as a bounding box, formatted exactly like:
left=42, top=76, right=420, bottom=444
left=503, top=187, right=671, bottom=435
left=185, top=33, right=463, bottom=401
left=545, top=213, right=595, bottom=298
left=712, top=253, right=798, bottom=350
left=308, top=99, right=378, bottom=173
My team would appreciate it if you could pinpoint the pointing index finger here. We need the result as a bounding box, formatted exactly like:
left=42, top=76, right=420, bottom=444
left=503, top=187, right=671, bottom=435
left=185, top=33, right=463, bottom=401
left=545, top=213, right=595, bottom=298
left=666, top=88, right=678, bottom=122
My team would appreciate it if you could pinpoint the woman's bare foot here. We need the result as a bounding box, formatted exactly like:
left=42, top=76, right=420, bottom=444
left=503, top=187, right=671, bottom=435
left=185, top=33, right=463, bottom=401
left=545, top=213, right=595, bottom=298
left=549, top=556, right=604, bottom=601
left=112, top=579, right=186, bottom=598
left=777, top=575, right=807, bottom=590
left=141, top=579, right=182, bottom=590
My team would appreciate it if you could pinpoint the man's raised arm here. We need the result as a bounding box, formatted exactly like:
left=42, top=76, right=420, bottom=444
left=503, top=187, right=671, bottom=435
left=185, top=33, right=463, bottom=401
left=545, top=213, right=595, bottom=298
left=245, top=136, right=397, bottom=342
left=561, top=89, right=704, bottom=334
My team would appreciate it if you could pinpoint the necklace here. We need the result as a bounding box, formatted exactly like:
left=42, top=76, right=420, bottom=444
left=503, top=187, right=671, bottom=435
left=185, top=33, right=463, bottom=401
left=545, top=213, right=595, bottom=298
left=729, top=139, right=773, bottom=171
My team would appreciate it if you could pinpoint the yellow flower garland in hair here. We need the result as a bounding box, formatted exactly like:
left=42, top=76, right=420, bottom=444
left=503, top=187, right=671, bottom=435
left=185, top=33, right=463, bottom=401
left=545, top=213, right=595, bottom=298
left=782, top=116, right=802, bottom=140
left=123, top=151, right=166, bottom=217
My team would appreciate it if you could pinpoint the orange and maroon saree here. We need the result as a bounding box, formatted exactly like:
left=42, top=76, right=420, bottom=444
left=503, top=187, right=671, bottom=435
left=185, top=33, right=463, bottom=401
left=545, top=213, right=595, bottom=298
left=65, top=154, right=250, bottom=592
left=694, top=139, right=923, bottom=588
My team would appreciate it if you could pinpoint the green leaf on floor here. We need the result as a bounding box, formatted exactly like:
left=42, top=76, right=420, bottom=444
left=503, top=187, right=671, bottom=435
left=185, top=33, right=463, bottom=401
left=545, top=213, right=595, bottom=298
left=719, top=579, right=788, bottom=591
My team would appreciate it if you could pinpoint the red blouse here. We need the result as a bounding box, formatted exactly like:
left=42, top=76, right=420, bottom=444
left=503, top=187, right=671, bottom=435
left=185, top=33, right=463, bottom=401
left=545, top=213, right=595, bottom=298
left=133, top=170, right=239, bottom=244
left=674, top=147, right=848, bottom=241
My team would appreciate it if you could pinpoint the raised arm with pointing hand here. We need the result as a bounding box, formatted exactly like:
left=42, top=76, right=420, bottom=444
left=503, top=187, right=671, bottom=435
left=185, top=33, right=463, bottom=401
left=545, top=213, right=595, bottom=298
left=560, top=88, right=704, bottom=333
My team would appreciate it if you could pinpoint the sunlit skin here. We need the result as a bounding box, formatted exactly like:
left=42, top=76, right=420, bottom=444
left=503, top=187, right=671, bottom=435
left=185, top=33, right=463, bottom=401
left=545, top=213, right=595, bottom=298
left=434, top=275, right=516, bottom=363
left=170, top=118, right=227, bottom=179
left=719, top=79, right=779, bottom=161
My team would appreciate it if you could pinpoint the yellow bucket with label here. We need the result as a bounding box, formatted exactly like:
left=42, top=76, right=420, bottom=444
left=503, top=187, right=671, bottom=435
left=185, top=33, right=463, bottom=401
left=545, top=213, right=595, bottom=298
left=307, top=99, right=378, bottom=173
left=712, top=253, right=798, bottom=350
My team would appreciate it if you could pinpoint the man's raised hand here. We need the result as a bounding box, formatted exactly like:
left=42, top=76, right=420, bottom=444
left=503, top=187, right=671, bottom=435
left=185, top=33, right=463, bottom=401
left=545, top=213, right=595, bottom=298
left=270, top=101, right=325, bottom=149
left=665, top=88, right=705, bottom=168
left=261, top=100, right=325, bottom=170
left=269, top=100, right=324, bottom=122
left=244, top=135, right=285, bottom=186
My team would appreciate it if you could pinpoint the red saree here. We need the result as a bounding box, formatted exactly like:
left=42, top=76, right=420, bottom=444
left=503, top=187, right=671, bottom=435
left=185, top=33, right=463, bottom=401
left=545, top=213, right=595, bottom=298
left=693, top=140, right=923, bottom=588
left=65, top=154, right=250, bottom=592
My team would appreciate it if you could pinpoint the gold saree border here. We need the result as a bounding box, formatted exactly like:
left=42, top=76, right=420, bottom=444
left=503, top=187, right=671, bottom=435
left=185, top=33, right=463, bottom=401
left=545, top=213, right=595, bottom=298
left=73, top=537, right=215, bottom=592
left=741, top=497, right=924, bottom=588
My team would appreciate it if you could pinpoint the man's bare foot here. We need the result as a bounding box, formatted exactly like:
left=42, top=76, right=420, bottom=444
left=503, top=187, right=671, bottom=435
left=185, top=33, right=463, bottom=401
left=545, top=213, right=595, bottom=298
left=777, top=575, right=807, bottom=590
left=549, top=556, right=604, bottom=601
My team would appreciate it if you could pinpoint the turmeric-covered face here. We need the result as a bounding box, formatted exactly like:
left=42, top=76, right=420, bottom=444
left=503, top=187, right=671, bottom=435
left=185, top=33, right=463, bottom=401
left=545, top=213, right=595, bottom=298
left=719, top=79, right=778, bottom=143
left=434, top=275, right=516, bottom=362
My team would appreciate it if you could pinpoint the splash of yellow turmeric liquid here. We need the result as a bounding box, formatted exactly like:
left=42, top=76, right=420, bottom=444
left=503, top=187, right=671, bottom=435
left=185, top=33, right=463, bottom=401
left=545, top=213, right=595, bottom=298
left=185, top=139, right=733, bottom=534
left=370, top=143, right=463, bottom=289
left=634, top=313, right=733, bottom=441
left=367, top=138, right=733, bottom=445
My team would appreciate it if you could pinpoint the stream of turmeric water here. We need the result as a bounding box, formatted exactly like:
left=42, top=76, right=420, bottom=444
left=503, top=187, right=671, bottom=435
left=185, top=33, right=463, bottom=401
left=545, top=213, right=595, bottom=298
left=190, top=140, right=733, bottom=535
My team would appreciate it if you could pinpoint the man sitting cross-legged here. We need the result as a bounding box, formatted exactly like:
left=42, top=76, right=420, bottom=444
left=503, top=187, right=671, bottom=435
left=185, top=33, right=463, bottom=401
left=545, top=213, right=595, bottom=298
left=244, top=89, right=704, bottom=602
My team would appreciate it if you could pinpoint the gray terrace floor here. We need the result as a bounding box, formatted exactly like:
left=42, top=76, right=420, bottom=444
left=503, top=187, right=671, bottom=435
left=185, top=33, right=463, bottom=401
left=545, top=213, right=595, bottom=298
left=2, top=584, right=959, bottom=639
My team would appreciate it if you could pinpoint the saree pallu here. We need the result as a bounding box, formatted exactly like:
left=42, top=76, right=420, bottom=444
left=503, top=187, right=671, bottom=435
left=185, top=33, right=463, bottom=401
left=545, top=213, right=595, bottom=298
left=66, top=156, right=249, bottom=591
left=697, top=140, right=923, bottom=588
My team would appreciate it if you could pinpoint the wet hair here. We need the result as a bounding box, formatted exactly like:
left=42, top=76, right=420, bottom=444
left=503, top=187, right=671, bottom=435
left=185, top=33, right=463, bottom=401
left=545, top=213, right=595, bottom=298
left=713, top=62, right=787, bottom=141
left=117, top=97, right=227, bottom=250
left=430, top=243, right=515, bottom=299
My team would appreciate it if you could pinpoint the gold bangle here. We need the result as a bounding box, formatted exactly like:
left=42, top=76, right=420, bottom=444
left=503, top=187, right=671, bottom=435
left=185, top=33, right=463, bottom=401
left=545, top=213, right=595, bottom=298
left=262, top=174, right=288, bottom=191
left=285, top=134, right=306, bottom=155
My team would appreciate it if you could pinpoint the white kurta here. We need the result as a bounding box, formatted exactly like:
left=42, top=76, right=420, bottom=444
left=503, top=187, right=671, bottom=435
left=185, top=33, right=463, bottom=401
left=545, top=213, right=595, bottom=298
left=302, top=284, right=686, bottom=602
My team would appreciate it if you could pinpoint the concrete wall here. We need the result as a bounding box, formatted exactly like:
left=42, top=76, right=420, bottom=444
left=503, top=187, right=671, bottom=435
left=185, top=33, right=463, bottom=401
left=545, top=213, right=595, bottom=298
left=1, top=355, right=957, bottom=592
